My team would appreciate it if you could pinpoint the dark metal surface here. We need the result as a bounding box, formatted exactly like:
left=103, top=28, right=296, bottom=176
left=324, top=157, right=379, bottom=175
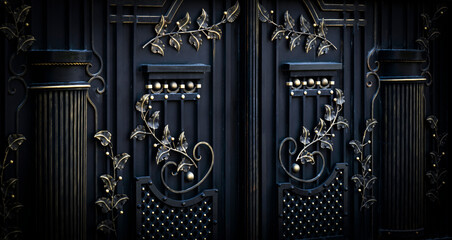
left=1, top=0, right=452, bottom=240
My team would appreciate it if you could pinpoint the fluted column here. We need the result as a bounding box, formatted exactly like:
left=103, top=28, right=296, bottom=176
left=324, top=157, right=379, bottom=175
left=29, top=50, right=92, bottom=239
left=378, top=49, right=426, bottom=239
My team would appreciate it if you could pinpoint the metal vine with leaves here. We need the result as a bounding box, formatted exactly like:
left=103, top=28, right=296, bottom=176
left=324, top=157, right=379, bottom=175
left=425, top=115, right=448, bottom=202
left=1, top=134, right=25, bottom=240
left=279, top=89, right=348, bottom=182
left=131, top=94, right=214, bottom=194
left=142, top=1, right=240, bottom=56
left=257, top=3, right=336, bottom=56
left=94, top=130, right=131, bottom=237
left=416, top=6, right=447, bottom=86
left=350, top=119, right=378, bottom=210
left=0, top=1, right=35, bottom=53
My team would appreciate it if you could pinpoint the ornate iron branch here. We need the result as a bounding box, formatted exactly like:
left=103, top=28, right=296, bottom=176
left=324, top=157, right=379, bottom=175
left=94, top=131, right=131, bottom=238
left=425, top=115, right=448, bottom=202
left=131, top=94, right=214, bottom=194
left=257, top=3, right=336, bottom=56
left=142, top=2, right=240, bottom=56
left=1, top=134, right=25, bottom=240
left=279, top=89, right=348, bottom=182
left=416, top=6, right=447, bottom=86
left=0, top=1, right=35, bottom=53
left=350, top=119, right=377, bottom=210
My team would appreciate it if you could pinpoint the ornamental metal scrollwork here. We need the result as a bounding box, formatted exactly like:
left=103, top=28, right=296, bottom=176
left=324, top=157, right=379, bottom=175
left=416, top=6, right=447, bottom=86
left=350, top=119, right=378, bottom=210
left=1, top=134, right=25, bottom=240
left=425, top=115, right=448, bottom=202
left=258, top=3, right=337, bottom=56
left=131, top=94, right=214, bottom=194
left=94, top=131, right=131, bottom=237
left=142, top=1, right=240, bottom=56
left=279, top=89, right=348, bottom=182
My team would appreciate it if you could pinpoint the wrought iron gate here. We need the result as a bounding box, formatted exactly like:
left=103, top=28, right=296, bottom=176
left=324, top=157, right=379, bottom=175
left=1, top=0, right=451, bottom=240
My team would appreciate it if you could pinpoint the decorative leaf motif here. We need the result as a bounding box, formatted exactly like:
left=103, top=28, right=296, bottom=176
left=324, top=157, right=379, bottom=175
left=17, top=35, right=35, bottom=52
left=177, top=12, right=191, bottom=31
left=284, top=11, right=295, bottom=30
left=428, top=28, right=440, bottom=40
left=416, top=37, right=429, bottom=49
left=156, top=146, right=170, bottom=165
left=318, top=40, right=330, bottom=56
left=320, top=137, right=333, bottom=151
left=439, top=133, right=448, bottom=146
left=95, top=197, right=112, bottom=213
left=335, top=89, right=345, bottom=105
left=135, top=94, right=150, bottom=113
left=148, top=111, right=160, bottom=130
left=365, top=119, right=378, bottom=132
left=113, top=153, right=130, bottom=170
left=317, top=18, right=327, bottom=38
left=426, top=115, right=438, bottom=130
left=130, top=125, right=147, bottom=141
left=300, top=15, right=311, bottom=33
left=362, top=198, right=377, bottom=209
left=176, top=158, right=193, bottom=173
left=0, top=23, right=18, bottom=40
left=299, top=126, right=310, bottom=145
left=305, top=35, right=316, bottom=53
left=7, top=134, right=26, bottom=151
left=289, top=33, right=301, bottom=51
left=336, top=116, right=349, bottom=129
left=151, top=39, right=165, bottom=56
left=155, top=15, right=167, bottom=35
left=15, top=5, right=31, bottom=23
left=189, top=32, right=203, bottom=51
left=349, top=140, right=362, bottom=154
left=197, top=9, right=209, bottom=29
left=314, top=118, right=326, bottom=137
left=97, top=220, right=115, bottom=234
left=324, top=104, right=335, bottom=121
left=271, top=26, right=285, bottom=41
left=257, top=3, right=270, bottom=23
left=100, top=174, right=117, bottom=192
left=94, top=130, right=112, bottom=147
left=177, top=132, right=188, bottom=152
left=113, top=194, right=129, bottom=210
left=161, top=125, right=172, bottom=146
left=169, top=33, right=183, bottom=51
left=207, top=25, right=222, bottom=40
left=226, top=1, right=240, bottom=23
left=351, top=174, right=364, bottom=188
left=365, top=176, right=377, bottom=189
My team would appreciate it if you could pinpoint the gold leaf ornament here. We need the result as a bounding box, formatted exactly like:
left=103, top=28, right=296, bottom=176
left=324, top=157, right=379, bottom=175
left=226, top=1, right=240, bottom=23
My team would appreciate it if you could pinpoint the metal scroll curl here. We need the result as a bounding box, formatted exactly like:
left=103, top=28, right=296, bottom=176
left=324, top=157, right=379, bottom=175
left=279, top=89, right=348, bottom=182
left=131, top=94, right=214, bottom=194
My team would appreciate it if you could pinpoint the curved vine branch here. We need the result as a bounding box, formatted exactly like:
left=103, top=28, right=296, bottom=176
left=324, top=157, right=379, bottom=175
left=142, top=1, right=240, bottom=56
left=258, top=3, right=336, bottom=56
left=131, top=94, right=214, bottom=194
left=279, top=89, right=348, bottom=182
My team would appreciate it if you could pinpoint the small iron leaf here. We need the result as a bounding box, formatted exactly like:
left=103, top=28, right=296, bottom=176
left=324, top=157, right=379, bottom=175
left=317, top=18, right=327, bottom=37
left=113, top=194, right=129, bottom=210
left=149, top=111, right=160, bottom=130
left=130, top=125, right=147, bottom=141
left=97, top=220, right=115, bottom=234
left=335, top=116, right=349, bottom=130
left=300, top=15, right=311, bottom=33
left=257, top=3, right=270, bottom=23
left=169, top=33, right=183, bottom=51
left=113, top=153, right=130, bottom=170
left=226, top=1, right=240, bottom=23
left=320, top=137, right=333, bottom=151
left=271, top=26, right=285, bottom=41
left=349, top=140, right=363, bottom=154
left=189, top=32, right=203, bottom=51
left=162, top=125, right=172, bottom=146
left=100, top=174, right=117, bottom=193
left=317, top=40, right=330, bottom=56
left=197, top=9, right=209, bottom=29
left=207, top=25, right=222, bottom=40
left=0, top=23, right=17, bottom=40
left=305, top=35, right=316, bottom=53
left=324, top=104, right=335, bottom=121
left=299, top=126, right=311, bottom=145
left=177, top=12, right=191, bottom=32
left=335, top=89, right=345, bottom=105
left=365, top=119, right=378, bottom=132
left=289, top=32, right=301, bottom=51
left=94, top=130, right=112, bottom=147
left=155, top=15, right=167, bottom=35
left=150, top=39, right=165, bottom=56
left=7, top=134, right=26, bottom=151
left=284, top=11, right=295, bottom=30
left=14, top=5, right=31, bottom=23
left=351, top=174, right=364, bottom=188
left=156, top=146, right=170, bottom=165
left=95, top=197, right=112, bottom=213
left=314, top=118, right=326, bottom=137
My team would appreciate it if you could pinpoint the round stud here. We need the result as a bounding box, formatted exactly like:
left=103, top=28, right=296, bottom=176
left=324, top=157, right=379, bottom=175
left=292, top=163, right=301, bottom=173
left=150, top=95, right=154, bottom=100
left=186, top=171, right=195, bottom=182
left=270, top=10, right=274, bottom=14
left=291, top=91, right=294, bottom=96
left=321, top=78, right=329, bottom=86
left=9, top=160, right=13, bottom=164
left=317, top=90, right=321, bottom=95
left=308, top=78, right=315, bottom=86
left=170, top=81, right=178, bottom=90
left=197, top=94, right=201, bottom=99
left=106, top=152, right=110, bottom=156
left=181, top=94, right=185, bottom=99
left=164, top=95, right=168, bottom=99
left=154, top=82, right=162, bottom=90
left=304, top=91, right=308, bottom=95
left=294, top=79, right=301, bottom=86
left=197, top=83, right=202, bottom=89
left=106, top=189, right=109, bottom=193
left=330, top=90, right=334, bottom=95
left=118, top=176, right=123, bottom=181
left=285, top=35, right=289, bottom=39
left=330, top=80, right=335, bottom=85
left=186, top=81, right=195, bottom=90
left=316, top=80, right=321, bottom=86
left=153, top=143, right=158, bottom=148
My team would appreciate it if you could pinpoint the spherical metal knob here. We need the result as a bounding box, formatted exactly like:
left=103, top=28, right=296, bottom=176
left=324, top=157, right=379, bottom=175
left=154, top=82, right=162, bottom=90
left=186, top=81, right=195, bottom=90
left=307, top=78, right=315, bottom=86
left=186, top=171, right=195, bottom=182
left=292, top=163, right=301, bottom=173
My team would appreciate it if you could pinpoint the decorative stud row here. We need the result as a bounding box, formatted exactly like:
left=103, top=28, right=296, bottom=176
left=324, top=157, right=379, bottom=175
left=286, top=77, right=336, bottom=97
left=146, top=80, right=203, bottom=101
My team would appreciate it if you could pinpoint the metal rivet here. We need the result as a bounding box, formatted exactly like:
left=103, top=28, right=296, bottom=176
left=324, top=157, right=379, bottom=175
left=163, top=83, right=169, bottom=89
left=286, top=81, right=293, bottom=86
left=180, top=84, right=185, bottom=89
left=181, top=94, right=185, bottom=99
left=292, top=163, right=300, bottom=173
left=186, top=81, right=195, bottom=90
left=290, top=91, right=294, bottom=96
left=304, top=91, right=307, bottom=95
left=150, top=95, right=154, bottom=100
left=330, top=80, right=335, bottom=85
left=146, top=84, right=152, bottom=89
left=154, top=82, right=162, bottom=90
left=186, top=171, right=195, bottom=182
left=164, top=94, right=168, bottom=99
left=197, top=94, right=201, bottom=99
left=316, top=80, right=321, bottom=86
left=321, top=78, right=329, bottom=86
left=317, top=90, right=321, bottom=95
left=170, top=81, right=178, bottom=90
left=330, top=90, right=334, bottom=95
left=197, top=83, right=202, bottom=89
left=294, top=79, right=301, bottom=86
left=302, top=81, right=307, bottom=86
left=308, top=78, right=315, bottom=86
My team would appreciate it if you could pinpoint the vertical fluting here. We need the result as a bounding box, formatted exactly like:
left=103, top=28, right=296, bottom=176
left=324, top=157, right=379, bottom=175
left=380, top=82, right=425, bottom=234
left=33, top=89, right=88, bottom=240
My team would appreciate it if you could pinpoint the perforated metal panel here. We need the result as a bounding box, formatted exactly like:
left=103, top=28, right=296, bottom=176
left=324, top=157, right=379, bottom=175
left=278, top=163, right=348, bottom=240
left=136, top=177, right=218, bottom=240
